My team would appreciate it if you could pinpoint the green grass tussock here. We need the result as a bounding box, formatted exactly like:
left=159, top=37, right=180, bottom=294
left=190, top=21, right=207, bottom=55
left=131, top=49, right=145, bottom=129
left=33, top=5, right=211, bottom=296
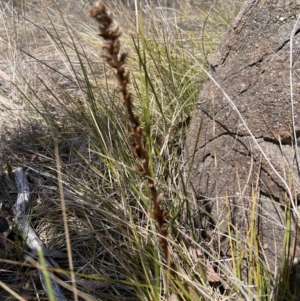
left=3, top=1, right=296, bottom=301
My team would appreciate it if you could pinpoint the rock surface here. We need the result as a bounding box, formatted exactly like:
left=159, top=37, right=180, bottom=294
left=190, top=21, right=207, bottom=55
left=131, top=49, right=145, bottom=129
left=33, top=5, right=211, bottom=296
left=185, top=0, right=300, bottom=273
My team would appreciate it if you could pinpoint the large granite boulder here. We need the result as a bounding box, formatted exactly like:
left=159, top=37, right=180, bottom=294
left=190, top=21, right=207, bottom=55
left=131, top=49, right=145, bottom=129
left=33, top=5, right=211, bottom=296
left=184, top=0, right=300, bottom=273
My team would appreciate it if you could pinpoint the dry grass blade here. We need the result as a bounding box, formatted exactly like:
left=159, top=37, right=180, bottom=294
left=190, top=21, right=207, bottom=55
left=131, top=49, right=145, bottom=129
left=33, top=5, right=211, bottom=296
left=0, top=281, right=26, bottom=301
left=54, top=139, right=78, bottom=301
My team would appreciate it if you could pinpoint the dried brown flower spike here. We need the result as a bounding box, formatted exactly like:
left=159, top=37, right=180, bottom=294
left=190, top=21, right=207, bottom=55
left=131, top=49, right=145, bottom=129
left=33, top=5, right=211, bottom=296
left=89, top=2, right=170, bottom=266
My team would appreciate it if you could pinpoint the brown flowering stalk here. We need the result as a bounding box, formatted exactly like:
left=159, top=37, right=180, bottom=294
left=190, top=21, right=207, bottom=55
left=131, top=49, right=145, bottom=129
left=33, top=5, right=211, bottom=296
left=88, top=1, right=170, bottom=266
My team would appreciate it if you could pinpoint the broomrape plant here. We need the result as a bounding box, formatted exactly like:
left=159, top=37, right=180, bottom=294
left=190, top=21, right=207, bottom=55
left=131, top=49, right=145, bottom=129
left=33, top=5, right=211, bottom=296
left=88, top=0, right=170, bottom=268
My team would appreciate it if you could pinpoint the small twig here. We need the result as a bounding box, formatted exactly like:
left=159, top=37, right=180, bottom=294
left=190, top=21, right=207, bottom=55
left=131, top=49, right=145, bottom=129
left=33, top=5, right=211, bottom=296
left=88, top=1, right=170, bottom=265
left=13, top=168, right=67, bottom=301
